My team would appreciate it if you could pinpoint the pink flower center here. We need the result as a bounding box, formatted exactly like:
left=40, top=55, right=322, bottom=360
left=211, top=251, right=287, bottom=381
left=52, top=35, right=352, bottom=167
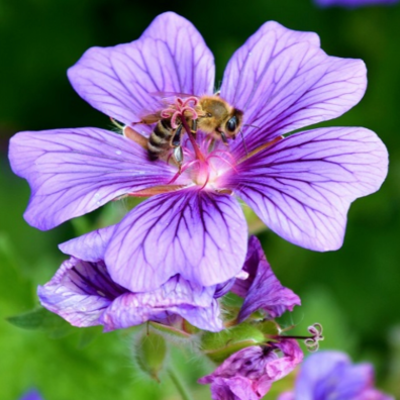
left=178, top=136, right=237, bottom=190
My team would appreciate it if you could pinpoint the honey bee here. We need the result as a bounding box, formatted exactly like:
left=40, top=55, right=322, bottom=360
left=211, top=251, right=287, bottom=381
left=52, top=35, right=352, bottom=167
left=139, top=94, right=244, bottom=165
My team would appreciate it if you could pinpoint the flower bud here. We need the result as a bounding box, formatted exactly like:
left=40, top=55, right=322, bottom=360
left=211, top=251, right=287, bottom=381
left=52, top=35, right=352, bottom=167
left=134, top=330, right=167, bottom=381
left=201, top=323, right=265, bottom=363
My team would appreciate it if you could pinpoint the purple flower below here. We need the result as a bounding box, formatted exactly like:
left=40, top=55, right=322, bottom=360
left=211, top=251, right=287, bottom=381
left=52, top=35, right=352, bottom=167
left=38, top=226, right=225, bottom=332
left=314, top=0, right=398, bottom=7
left=38, top=234, right=298, bottom=333
left=199, top=339, right=303, bottom=400
left=9, top=12, right=388, bottom=293
left=278, top=350, right=394, bottom=400
left=232, top=236, right=300, bottom=323
left=19, top=390, right=43, bottom=400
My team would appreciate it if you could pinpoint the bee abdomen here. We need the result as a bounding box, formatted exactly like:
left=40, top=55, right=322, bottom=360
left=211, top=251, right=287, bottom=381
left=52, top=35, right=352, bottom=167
left=147, top=120, right=172, bottom=160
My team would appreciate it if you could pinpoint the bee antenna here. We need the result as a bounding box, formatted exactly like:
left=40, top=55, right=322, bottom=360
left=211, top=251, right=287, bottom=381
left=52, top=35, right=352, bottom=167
left=240, top=129, right=248, bottom=155
left=243, top=123, right=260, bottom=129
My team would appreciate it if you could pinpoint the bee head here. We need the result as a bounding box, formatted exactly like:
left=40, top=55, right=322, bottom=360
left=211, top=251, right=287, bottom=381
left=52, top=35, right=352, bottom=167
left=223, top=109, right=243, bottom=140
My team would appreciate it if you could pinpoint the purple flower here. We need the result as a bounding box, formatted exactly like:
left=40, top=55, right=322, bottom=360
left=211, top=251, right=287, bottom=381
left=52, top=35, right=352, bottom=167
left=38, top=225, right=225, bottom=332
left=199, top=339, right=303, bottom=400
left=232, top=236, right=300, bottom=323
left=278, top=351, right=394, bottom=400
left=314, top=0, right=398, bottom=7
left=9, top=13, right=388, bottom=293
left=19, top=390, right=43, bottom=400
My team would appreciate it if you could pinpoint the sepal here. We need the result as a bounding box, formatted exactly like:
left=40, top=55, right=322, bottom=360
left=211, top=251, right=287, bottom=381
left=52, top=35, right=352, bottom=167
left=134, top=330, right=168, bottom=382
left=201, top=323, right=265, bottom=363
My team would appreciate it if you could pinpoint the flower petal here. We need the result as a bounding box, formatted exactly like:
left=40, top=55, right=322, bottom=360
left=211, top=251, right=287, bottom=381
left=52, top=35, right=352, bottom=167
left=9, top=127, right=176, bottom=230
left=227, top=127, right=388, bottom=251
left=38, top=257, right=126, bottom=328
left=68, top=12, right=215, bottom=127
left=295, top=351, right=378, bottom=399
left=220, top=21, right=366, bottom=158
left=206, top=376, right=260, bottom=400
left=257, top=340, right=303, bottom=393
left=277, top=392, right=295, bottom=400
left=101, top=275, right=223, bottom=332
left=199, top=340, right=303, bottom=399
left=59, top=225, right=116, bottom=262
left=105, top=189, right=248, bottom=292
left=232, top=236, right=300, bottom=323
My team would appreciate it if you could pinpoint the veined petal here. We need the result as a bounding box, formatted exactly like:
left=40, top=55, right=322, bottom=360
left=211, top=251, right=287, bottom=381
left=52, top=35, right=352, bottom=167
left=44, top=230, right=224, bottom=332
left=68, top=12, right=215, bottom=127
left=227, top=127, right=388, bottom=251
left=220, top=21, right=366, bottom=158
left=59, top=225, right=116, bottom=262
left=101, top=276, right=223, bottom=332
left=105, top=189, right=248, bottom=292
left=206, top=377, right=260, bottom=400
left=294, top=351, right=394, bottom=400
left=233, top=236, right=300, bottom=323
left=9, top=127, right=176, bottom=230
left=199, top=340, right=303, bottom=399
left=38, top=258, right=126, bottom=328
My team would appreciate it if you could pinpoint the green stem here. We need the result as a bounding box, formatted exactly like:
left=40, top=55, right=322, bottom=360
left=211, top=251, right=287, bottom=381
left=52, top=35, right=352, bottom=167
left=167, top=366, right=194, bottom=400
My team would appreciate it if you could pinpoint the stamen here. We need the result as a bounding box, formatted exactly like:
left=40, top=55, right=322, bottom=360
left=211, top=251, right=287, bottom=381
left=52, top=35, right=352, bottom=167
left=180, top=116, right=206, bottom=162
left=168, top=159, right=200, bottom=184
left=208, top=150, right=238, bottom=173
left=238, top=136, right=283, bottom=163
left=129, top=185, right=185, bottom=197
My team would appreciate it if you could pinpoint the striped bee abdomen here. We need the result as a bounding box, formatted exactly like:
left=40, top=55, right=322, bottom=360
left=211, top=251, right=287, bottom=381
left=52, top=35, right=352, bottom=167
left=147, top=119, right=173, bottom=160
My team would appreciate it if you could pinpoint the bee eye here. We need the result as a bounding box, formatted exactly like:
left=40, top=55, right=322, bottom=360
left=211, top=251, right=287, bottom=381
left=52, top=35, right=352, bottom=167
left=226, top=116, right=237, bottom=132
left=206, top=112, right=212, bottom=117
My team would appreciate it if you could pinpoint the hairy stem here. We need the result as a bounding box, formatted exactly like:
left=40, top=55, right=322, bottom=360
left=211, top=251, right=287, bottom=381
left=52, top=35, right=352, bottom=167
left=167, top=366, right=194, bottom=400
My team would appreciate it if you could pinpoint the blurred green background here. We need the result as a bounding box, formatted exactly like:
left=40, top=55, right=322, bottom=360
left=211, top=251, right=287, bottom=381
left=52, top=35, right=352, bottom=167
left=1, top=0, right=399, bottom=399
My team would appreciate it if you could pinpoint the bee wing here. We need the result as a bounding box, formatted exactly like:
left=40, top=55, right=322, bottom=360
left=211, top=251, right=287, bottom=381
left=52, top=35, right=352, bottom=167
left=134, top=111, right=162, bottom=125
left=134, top=92, right=200, bottom=125
left=149, top=91, right=198, bottom=102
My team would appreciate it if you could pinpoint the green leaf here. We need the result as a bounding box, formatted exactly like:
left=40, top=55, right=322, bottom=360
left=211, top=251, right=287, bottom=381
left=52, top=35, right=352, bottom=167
left=77, top=326, right=102, bottom=349
left=6, top=306, right=71, bottom=334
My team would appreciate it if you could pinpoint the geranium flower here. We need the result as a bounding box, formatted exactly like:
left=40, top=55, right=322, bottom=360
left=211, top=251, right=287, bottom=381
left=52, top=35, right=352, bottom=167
left=9, top=12, right=387, bottom=293
left=199, top=339, right=303, bottom=400
left=278, top=350, right=394, bottom=400
left=38, top=225, right=226, bottom=332
left=314, top=0, right=398, bottom=7
left=38, top=234, right=298, bottom=333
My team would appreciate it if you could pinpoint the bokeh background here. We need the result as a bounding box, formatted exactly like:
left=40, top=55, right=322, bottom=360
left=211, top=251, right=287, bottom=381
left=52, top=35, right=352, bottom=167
left=1, top=0, right=399, bottom=399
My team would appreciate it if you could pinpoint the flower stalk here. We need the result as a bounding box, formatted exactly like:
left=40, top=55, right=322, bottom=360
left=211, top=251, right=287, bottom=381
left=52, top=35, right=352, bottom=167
left=167, top=366, right=194, bottom=400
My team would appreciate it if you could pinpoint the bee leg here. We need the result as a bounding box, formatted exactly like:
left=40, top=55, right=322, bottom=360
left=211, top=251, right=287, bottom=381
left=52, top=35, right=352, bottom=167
left=220, top=131, right=229, bottom=145
left=171, top=124, right=183, bottom=147
left=173, top=146, right=184, bottom=171
left=190, top=119, right=197, bottom=137
left=170, top=125, right=184, bottom=171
